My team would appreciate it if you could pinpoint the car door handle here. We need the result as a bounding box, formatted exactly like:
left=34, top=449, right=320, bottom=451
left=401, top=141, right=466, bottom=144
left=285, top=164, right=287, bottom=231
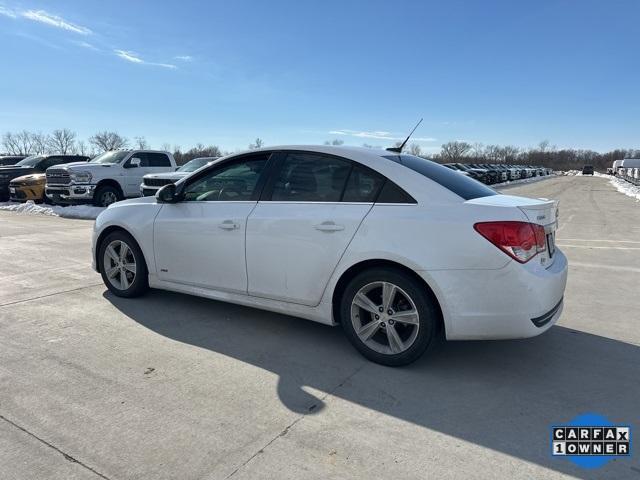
left=314, top=221, right=345, bottom=232
left=218, top=220, right=240, bottom=230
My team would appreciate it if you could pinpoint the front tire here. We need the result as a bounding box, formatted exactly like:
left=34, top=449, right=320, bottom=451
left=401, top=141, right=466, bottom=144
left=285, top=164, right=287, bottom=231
left=94, top=185, right=122, bottom=207
left=98, top=231, right=149, bottom=298
left=339, top=268, right=438, bottom=366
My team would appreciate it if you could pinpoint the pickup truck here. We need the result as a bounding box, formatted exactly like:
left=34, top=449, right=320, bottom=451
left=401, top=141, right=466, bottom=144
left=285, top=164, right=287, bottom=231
left=45, top=150, right=177, bottom=206
left=140, top=156, right=218, bottom=196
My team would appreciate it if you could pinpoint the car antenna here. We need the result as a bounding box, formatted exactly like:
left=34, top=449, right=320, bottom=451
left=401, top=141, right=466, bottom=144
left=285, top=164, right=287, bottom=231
left=386, top=118, right=423, bottom=153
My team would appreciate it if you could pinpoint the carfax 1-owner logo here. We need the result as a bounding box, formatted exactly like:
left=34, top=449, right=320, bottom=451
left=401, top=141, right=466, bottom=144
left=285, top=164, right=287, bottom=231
left=552, top=413, right=632, bottom=468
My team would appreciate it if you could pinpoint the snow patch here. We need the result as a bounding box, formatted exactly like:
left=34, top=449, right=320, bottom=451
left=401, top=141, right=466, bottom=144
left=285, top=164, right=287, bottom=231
left=0, top=201, right=104, bottom=219
left=597, top=175, right=640, bottom=202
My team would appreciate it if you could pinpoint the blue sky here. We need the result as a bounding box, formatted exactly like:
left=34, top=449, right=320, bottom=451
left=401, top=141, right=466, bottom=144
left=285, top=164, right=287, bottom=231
left=1, top=0, right=638, bottom=153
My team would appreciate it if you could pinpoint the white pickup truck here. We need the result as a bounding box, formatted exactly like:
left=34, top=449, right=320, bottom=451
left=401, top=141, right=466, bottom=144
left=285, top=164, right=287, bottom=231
left=45, top=150, right=177, bottom=206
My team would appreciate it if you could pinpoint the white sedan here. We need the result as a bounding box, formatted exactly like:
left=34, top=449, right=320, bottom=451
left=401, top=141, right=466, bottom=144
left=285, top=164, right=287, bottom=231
left=92, top=146, right=567, bottom=366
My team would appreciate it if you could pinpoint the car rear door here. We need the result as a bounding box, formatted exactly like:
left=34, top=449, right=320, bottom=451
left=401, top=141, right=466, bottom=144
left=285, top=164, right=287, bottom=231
left=245, top=151, right=383, bottom=306
left=153, top=153, right=271, bottom=293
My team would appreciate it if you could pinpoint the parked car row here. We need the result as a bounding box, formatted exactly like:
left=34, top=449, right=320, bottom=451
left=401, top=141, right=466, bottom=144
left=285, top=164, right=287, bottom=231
left=0, top=150, right=206, bottom=206
left=443, top=163, right=553, bottom=185
left=2, top=150, right=555, bottom=207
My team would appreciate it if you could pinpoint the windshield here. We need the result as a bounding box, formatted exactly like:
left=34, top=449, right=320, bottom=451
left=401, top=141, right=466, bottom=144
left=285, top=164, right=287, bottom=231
left=383, top=154, right=498, bottom=201
left=178, top=157, right=213, bottom=172
left=90, top=151, right=130, bottom=164
left=15, top=155, right=45, bottom=167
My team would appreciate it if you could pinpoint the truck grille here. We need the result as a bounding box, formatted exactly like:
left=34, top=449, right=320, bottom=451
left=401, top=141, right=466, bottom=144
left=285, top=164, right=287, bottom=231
left=143, top=177, right=174, bottom=187
left=46, top=169, right=71, bottom=185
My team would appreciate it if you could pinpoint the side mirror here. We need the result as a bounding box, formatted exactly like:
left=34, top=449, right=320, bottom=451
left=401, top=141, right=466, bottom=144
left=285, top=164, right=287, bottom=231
left=156, top=183, right=181, bottom=203
left=126, top=157, right=141, bottom=168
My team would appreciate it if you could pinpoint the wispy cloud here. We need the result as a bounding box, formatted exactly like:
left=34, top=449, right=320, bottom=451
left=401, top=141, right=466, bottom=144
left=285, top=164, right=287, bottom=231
left=174, top=55, right=193, bottom=62
left=329, top=129, right=436, bottom=143
left=115, top=49, right=144, bottom=64
left=0, top=5, right=17, bottom=18
left=21, top=9, right=91, bottom=35
left=115, top=49, right=177, bottom=69
left=74, top=40, right=98, bottom=50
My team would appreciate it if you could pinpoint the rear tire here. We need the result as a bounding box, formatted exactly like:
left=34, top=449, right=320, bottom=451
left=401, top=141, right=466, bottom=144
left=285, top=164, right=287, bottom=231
left=98, top=230, right=149, bottom=298
left=94, top=185, right=122, bottom=207
left=339, top=268, right=438, bottom=366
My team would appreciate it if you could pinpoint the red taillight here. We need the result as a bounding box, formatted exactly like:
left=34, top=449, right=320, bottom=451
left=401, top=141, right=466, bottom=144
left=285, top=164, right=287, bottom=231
left=474, top=221, right=546, bottom=263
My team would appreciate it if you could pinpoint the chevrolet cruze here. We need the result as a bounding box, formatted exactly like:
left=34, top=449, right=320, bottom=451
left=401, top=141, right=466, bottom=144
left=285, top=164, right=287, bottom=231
left=92, top=146, right=567, bottom=365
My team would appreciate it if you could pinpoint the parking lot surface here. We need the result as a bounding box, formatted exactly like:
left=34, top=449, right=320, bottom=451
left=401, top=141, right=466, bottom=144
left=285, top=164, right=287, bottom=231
left=1, top=175, right=639, bottom=480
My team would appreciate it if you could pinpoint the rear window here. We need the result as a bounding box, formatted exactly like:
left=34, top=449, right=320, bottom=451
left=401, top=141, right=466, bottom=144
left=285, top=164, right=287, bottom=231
left=382, top=154, right=497, bottom=200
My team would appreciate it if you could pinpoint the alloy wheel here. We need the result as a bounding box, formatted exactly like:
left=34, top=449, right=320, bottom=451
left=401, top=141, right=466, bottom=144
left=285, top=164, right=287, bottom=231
left=103, top=240, right=136, bottom=290
left=101, top=191, right=118, bottom=206
left=350, top=281, right=420, bottom=355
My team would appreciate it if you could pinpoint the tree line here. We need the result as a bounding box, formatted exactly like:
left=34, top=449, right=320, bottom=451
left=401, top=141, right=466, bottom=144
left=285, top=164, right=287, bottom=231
left=1, top=130, right=267, bottom=165
left=415, top=140, right=639, bottom=171
left=4, top=129, right=637, bottom=171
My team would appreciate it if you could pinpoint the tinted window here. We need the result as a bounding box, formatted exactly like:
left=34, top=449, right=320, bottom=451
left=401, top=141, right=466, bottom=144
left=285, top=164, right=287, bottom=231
left=148, top=152, right=171, bottom=167
left=40, top=157, right=63, bottom=169
left=342, top=165, right=385, bottom=202
left=270, top=153, right=351, bottom=202
left=383, top=154, right=497, bottom=200
left=183, top=155, right=267, bottom=202
left=376, top=180, right=417, bottom=204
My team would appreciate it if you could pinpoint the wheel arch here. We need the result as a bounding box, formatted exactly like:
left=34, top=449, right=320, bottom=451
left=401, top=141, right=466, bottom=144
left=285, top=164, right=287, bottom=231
left=331, top=259, right=445, bottom=335
left=95, top=225, right=148, bottom=274
left=95, top=179, right=124, bottom=196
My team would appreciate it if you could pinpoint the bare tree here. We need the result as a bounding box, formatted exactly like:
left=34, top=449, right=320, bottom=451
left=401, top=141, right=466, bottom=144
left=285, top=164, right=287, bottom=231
left=31, top=132, right=49, bottom=154
left=134, top=136, right=149, bottom=149
left=161, top=143, right=172, bottom=152
left=538, top=140, right=550, bottom=153
left=47, top=129, right=76, bottom=154
left=248, top=138, right=264, bottom=150
left=472, top=142, right=485, bottom=160
left=89, top=131, right=128, bottom=152
left=440, top=141, right=472, bottom=162
left=75, top=140, right=89, bottom=156
left=2, top=132, right=21, bottom=154
left=409, top=143, right=422, bottom=156
left=16, top=130, right=35, bottom=155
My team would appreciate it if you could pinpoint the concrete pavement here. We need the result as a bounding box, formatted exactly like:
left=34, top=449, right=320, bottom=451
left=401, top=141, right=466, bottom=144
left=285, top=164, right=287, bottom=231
left=1, top=175, right=638, bottom=480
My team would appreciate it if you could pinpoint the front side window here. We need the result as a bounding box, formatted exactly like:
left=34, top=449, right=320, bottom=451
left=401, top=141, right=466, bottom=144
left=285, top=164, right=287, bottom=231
left=182, top=155, right=268, bottom=202
left=270, top=153, right=351, bottom=202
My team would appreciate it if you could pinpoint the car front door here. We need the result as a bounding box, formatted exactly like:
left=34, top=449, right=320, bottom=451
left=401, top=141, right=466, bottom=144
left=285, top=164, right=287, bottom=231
left=153, top=153, right=271, bottom=293
left=246, top=152, right=383, bottom=306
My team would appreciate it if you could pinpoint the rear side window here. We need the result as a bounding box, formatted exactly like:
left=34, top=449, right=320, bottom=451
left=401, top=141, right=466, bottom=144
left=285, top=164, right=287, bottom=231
left=383, top=154, right=497, bottom=200
left=148, top=153, right=171, bottom=167
left=270, top=153, right=351, bottom=202
left=376, top=180, right=417, bottom=204
left=342, top=165, right=385, bottom=202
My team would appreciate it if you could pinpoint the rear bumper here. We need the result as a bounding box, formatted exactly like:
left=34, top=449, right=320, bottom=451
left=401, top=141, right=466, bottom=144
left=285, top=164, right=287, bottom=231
left=421, top=249, right=568, bottom=340
left=45, top=184, right=96, bottom=203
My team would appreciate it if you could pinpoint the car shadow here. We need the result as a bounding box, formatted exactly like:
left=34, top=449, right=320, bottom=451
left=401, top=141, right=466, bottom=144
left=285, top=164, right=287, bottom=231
left=104, top=289, right=639, bottom=479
